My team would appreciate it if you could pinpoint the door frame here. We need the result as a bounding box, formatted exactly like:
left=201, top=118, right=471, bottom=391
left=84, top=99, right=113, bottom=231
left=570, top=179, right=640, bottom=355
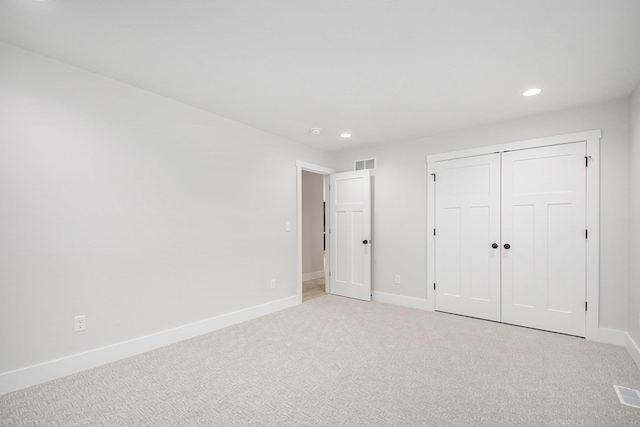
left=426, top=129, right=601, bottom=340
left=296, top=161, right=336, bottom=304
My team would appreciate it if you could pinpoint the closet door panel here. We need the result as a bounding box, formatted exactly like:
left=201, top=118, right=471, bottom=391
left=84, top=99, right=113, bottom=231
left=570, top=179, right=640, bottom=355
left=434, top=154, right=501, bottom=322
left=501, top=142, right=586, bottom=337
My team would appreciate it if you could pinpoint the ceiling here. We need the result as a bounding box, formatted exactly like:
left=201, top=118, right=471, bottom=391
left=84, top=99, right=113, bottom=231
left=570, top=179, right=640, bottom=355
left=1, top=0, right=640, bottom=152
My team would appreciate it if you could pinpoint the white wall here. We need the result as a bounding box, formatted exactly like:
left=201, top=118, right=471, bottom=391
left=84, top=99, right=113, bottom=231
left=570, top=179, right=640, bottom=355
left=0, top=43, right=328, bottom=377
left=331, top=98, right=630, bottom=331
left=1, top=39, right=636, bottom=393
left=629, top=83, right=640, bottom=346
left=301, top=171, right=325, bottom=277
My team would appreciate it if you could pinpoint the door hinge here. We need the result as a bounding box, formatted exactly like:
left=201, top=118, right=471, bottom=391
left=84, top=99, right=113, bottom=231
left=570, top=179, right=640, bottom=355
left=585, top=301, right=588, bottom=311
left=585, top=229, right=588, bottom=239
left=329, top=271, right=332, bottom=277
left=433, top=229, right=436, bottom=236
left=434, top=283, right=436, bottom=290
left=585, top=155, right=593, bottom=167
left=431, top=173, right=436, bottom=181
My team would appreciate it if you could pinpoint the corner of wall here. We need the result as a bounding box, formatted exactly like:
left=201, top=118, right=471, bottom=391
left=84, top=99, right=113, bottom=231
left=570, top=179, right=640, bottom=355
left=628, top=81, right=640, bottom=353
left=626, top=332, right=640, bottom=369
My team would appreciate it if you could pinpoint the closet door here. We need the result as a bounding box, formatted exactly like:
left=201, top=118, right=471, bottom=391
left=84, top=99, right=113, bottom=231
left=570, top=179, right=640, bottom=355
left=501, top=142, right=586, bottom=336
left=434, top=154, right=501, bottom=321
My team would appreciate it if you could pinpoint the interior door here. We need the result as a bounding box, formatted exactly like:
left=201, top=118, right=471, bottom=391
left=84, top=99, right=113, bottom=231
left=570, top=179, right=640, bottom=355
left=434, top=154, right=501, bottom=321
left=329, top=170, right=371, bottom=301
left=501, top=142, right=586, bottom=336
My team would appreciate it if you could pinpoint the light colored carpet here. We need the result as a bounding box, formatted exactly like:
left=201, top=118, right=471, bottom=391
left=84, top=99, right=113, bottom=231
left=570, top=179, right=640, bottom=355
left=2, top=295, right=640, bottom=426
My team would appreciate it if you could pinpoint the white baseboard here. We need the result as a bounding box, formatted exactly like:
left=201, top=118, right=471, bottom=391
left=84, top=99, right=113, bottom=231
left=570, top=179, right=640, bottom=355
left=302, top=271, right=325, bottom=281
left=625, top=333, right=640, bottom=370
left=0, top=295, right=299, bottom=396
left=370, top=294, right=633, bottom=349
left=373, top=291, right=430, bottom=311
left=595, top=327, right=627, bottom=346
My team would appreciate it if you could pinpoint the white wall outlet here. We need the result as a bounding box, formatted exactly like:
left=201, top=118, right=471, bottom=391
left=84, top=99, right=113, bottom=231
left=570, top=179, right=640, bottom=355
left=285, top=222, right=291, bottom=232
left=394, top=275, right=401, bottom=284
left=270, top=279, right=276, bottom=289
left=74, top=315, right=86, bottom=332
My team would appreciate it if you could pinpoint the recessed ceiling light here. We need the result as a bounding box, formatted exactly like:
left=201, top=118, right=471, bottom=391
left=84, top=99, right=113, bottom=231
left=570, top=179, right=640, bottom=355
left=522, top=88, right=542, bottom=97
left=310, top=128, right=321, bottom=135
left=340, top=133, right=352, bottom=139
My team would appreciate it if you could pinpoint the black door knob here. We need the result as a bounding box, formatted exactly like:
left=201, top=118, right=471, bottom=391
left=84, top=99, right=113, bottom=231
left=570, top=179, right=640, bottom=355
left=362, top=240, right=369, bottom=244
left=491, top=243, right=498, bottom=249
left=504, top=243, right=511, bottom=249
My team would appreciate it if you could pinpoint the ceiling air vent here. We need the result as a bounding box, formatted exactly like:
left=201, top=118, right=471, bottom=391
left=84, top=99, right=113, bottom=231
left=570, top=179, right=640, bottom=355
left=355, top=158, right=376, bottom=171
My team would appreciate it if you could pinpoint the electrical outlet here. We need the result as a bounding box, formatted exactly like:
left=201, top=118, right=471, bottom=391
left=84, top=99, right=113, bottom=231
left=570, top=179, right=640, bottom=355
left=270, top=279, right=276, bottom=289
left=395, top=275, right=401, bottom=284
left=285, top=222, right=291, bottom=232
left=74, top=315, right=86, bottom=332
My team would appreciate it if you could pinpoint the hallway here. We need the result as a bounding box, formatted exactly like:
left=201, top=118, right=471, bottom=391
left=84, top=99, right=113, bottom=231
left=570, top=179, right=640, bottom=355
left=302, top=277, right=325, bottom=302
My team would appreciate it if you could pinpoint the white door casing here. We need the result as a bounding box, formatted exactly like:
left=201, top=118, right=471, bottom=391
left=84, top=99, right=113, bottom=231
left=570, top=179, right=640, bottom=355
left=329, top=170, right=372, bottom=301
left=501, top=142, right=586, bottom=336
left=434, top=154, right=501, bottom=321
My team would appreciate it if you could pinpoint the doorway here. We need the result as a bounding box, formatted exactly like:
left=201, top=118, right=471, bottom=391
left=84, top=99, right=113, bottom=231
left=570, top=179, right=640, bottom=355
left=301, top=170, right=326, bottom=302
left=296, top=161, right=335, bottom=304
left=296, top=162, right=374, bottom=304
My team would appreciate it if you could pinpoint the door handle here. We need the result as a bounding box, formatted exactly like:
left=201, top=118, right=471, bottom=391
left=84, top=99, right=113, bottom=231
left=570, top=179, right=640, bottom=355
left=491, top=243, right=498, bottom=249
left=362, top=240, right=369, bottom=244
left=504, top=243, right=511, bottom=249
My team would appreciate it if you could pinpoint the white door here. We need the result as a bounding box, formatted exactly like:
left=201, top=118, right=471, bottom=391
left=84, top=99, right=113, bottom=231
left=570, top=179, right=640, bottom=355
left=329, top=170, right=371, bottom=301
left=501, top=142, right=586, bottom=336
left=434, top=154, right=501, bottom=321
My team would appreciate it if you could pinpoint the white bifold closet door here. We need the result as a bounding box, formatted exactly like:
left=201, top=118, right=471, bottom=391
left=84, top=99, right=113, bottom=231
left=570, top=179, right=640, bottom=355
left=434, top=142, right=587, bottom=337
